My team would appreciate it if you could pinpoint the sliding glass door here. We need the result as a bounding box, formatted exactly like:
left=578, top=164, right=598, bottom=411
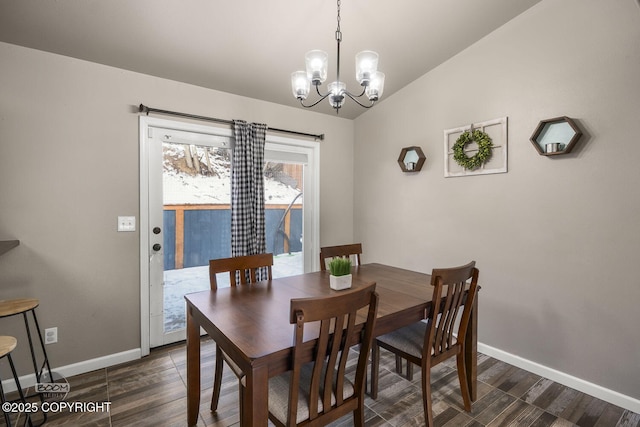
left=139, top=117, right=319, bottom=350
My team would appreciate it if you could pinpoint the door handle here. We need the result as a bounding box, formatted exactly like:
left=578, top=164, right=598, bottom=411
left=152, top=243, right=162, bottom=251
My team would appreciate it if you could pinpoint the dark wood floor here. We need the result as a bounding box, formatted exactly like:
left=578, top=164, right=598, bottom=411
left=5, top=338, right=639, bottom=427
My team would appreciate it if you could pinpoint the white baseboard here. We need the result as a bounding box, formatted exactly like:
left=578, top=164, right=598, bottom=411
left=478, top=342, right=640, bottom=414
left=4, top=343, right=639, bottom=415
left=2, top=348, right=141, bottom=393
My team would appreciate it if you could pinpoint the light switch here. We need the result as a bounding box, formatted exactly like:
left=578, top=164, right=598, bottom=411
left=118, top=216, right=136, bottom=232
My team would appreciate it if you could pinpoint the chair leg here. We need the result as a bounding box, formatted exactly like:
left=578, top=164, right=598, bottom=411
left=370, top=342, right=379, bottom=399
left=421, top=361, right=434, bottom=427
left=361, top=344, right=368, bottom=395
left=394, top=355, right=414, bottom=381
left=406, top=359, right=414, bottom=381
left=456, top=352, right=472, bottom=411
left=353, top=405, right=365, bottom=427
left=210, top=345, right=224, bottom=411
left=238, top=382, right=244, bottom=425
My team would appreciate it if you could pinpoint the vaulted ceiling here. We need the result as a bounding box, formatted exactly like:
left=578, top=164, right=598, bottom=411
left=0, top=0, right=542, bottom=119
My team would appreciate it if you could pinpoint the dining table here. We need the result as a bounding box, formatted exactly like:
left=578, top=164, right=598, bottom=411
left=185, top=263, right=478, bottom=426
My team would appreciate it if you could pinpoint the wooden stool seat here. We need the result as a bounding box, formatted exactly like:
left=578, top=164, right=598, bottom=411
left=0, top=298, right=39, bottom=318
left=0, top=336, right=17, bottom=358
left=0, top=297, right=51, bottom=425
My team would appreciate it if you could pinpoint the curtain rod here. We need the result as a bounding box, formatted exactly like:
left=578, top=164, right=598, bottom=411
left=138, top=104, right=324, bottom=141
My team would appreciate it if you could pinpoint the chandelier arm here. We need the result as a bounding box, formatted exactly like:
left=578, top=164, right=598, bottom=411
left=299, top=93, right=331, bottom=109
left=315, top=83, right=328, bottom=98
left=347, top=86, right=367, bottom=98
left=343, top=91, right=376, bottom=108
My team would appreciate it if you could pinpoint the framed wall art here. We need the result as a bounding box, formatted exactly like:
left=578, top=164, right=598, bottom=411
left=444, top=117, right=508, bottom=177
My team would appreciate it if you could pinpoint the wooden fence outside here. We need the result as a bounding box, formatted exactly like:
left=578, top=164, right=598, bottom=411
left=163, top=204, right=302, bottom=270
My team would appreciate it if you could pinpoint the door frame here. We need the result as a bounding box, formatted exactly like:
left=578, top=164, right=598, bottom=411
left=139, top=116, right=320, bottom=355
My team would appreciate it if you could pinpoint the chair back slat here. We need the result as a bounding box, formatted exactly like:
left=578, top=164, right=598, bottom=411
left=319, top=243, right=363, bottom=271
left=287, top=283, right=378, bottom=425
left=209, top=253, right=273, bottom=290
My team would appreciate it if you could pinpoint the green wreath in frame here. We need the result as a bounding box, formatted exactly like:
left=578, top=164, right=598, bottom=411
left=452, top=129, right=493, bottom=170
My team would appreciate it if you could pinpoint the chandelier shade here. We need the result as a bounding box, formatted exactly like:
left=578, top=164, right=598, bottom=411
left=365, top=71, right=385, bottom=101
left=305, top=50, right=329, bottom=84
left=328, top=81, right=346, bottom=109
left=291, top=71, right=311, bottom=100
left=291, top=0, right=384, bottom=113
left=355, top=51, right=379, bottom=85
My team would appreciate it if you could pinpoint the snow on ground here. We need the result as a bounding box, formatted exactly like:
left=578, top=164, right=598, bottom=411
left=164, top=252, right=304, bottom=332
left=162, top=143, right=302, bottom=205
left=163, top=171, right=302, bottom=205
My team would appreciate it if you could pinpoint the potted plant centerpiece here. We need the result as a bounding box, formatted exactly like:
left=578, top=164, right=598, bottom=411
left=328, top=257, right=352, bottom=290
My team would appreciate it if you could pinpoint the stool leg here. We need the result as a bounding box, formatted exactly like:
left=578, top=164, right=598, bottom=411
left=0, top=379, right=12, bottom=426
left=23, top=310, right=53, bottom=383
left=22, top=312, right=40, bottom=382
left=22, top=310, right=50, bottom=425
left=6, top=353, right=34, bottom=427
left=30, top=310, right=53, bottom=383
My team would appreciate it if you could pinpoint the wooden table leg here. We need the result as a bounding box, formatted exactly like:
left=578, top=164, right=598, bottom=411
left=243, top=363, right=269, bottom=427
left=187, top=305, right=201, bottom=426
left=465, top=293, right=478, bottom=401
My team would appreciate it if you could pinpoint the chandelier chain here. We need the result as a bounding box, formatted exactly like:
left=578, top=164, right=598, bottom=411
left=335, top=0, right=342, bottom=42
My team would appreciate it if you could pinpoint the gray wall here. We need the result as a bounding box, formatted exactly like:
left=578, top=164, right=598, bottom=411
left=354, top=0, right=640, bottom=400
left=0, top=42, right=354, bottom=371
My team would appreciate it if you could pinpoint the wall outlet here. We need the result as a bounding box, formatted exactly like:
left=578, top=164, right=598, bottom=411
left=117, top=216, right=136, bottom=232
left=45, top=327, right=58, bottom=344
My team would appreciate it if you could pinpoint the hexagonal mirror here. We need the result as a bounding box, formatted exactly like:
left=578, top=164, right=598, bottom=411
left=530, top=116, right=582, bottom=156
left=398, top=146, right=426, bottom=172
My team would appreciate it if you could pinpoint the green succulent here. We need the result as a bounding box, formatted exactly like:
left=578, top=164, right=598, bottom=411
left=328, top=257, right=352, bottom=276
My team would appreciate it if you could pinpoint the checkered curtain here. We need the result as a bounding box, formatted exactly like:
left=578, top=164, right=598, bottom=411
left=231, top=120, right=268, bottom=279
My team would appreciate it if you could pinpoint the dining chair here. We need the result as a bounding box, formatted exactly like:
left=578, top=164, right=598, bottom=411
left=370, top=261, right=479, bottom=426
left=267, top=283, right=379, bottom=427
left=319, top=243, right=363, bottom=271
left=208, top=253, right=274, bottom=419
left=209, top=252, right=273, bottom=290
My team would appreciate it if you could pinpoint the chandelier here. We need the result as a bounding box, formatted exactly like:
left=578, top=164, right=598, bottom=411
left=291, top=0, right=385, bottom=113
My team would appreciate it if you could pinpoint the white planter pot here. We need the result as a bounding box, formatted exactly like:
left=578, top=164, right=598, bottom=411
left=330, top=274, right=352, bottom=290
